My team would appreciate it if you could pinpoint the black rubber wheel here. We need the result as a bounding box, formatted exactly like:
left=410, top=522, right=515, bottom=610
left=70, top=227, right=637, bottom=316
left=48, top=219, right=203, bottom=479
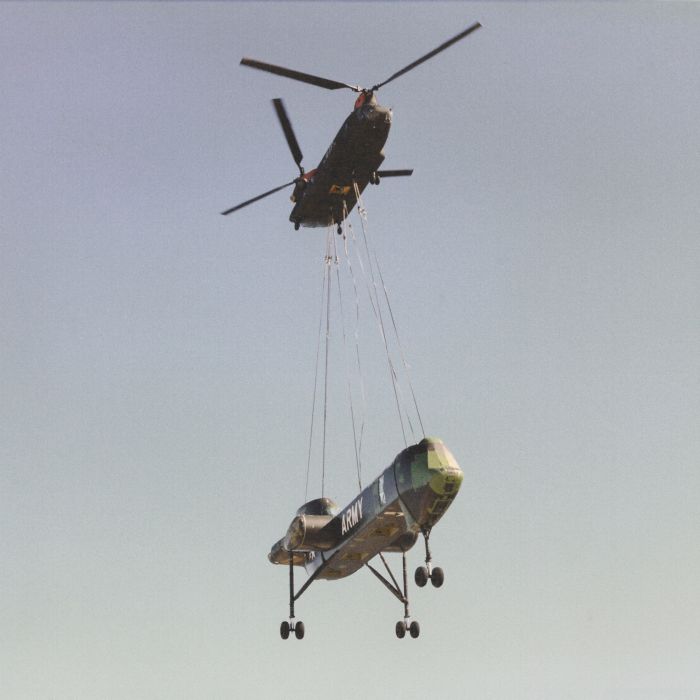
left=415, top=566, right=429, bottom=588
left=395, top=621, right=406, bottom=639
left=280, top=621, right=290, bottom=640
left=294, top=620, right=305, bottom=640
left=294, top=222, right=300, bottom=230
left=409, top=620, right=420, bottom=639
left=431, top=566, right=445, bottom=588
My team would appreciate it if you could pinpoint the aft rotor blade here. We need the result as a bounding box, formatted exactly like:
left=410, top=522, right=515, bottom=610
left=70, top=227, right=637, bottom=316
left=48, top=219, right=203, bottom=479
left=272, top=98, right=303, bottom=174
left=376, top=169, right=414, bottom=177
left=221, top=180, right=296, bottom=216
left=241, top=58, right=360, bottom=92
left=373, top=22, right=482, bottom=90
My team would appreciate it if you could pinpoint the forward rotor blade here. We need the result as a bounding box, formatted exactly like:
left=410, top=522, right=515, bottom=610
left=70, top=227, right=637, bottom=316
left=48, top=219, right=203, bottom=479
left=376, top=169, right=414, bottom=177
left=241, top=58, right=360, bottom=92
left=373, top=22, right=482, bottom=90
left=272, top=98, right=303, bottom=173
left=221, top=180, right=296, bottom=216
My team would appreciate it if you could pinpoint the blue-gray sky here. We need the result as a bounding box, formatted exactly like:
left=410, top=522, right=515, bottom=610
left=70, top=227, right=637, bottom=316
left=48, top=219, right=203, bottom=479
left=2, top=2, right=699, bottom=698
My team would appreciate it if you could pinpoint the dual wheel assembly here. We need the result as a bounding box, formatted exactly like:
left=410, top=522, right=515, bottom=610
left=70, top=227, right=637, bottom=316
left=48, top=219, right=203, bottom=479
left=414, top=565, right=444, bottom=588
left=395, top=619, right=420, bottom=639
left=280, top=620, right=305, bottom=640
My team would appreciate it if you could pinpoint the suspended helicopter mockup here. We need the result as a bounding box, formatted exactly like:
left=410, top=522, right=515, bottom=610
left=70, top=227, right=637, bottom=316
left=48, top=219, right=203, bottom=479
left=271, top=437, right=463, bottom=640
left=222, top=21, right=482, bottom=233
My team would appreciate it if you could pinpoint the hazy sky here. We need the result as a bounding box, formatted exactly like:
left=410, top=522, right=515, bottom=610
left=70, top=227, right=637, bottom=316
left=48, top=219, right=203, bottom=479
left=2, top=2, right=699, bottom=698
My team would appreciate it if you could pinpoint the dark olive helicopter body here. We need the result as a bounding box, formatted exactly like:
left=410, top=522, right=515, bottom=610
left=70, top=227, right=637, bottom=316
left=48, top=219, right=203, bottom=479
left=222, top=21, right=481, bottom=231
left=287, top=93, right=394, bottom=230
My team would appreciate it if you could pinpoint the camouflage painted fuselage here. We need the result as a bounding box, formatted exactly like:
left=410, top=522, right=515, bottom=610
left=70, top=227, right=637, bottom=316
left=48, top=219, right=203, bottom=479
left=268, top=437, right=463, bottom=580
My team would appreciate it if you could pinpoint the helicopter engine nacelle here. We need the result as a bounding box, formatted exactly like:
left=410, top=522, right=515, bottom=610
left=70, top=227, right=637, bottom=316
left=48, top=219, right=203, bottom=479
left=283, top=514, right=339, bottom=551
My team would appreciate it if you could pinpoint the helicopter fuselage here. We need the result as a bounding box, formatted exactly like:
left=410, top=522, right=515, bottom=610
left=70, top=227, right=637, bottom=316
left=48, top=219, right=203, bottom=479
left=268, top=437, right=463, bottom=580
left=224, top=22, right=482, bottom=240
left=290, top=98, right=392, bottom=229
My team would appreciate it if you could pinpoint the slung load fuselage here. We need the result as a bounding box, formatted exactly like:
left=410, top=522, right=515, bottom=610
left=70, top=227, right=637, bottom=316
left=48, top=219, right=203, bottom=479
left=269, top=437, right=463, bottom=580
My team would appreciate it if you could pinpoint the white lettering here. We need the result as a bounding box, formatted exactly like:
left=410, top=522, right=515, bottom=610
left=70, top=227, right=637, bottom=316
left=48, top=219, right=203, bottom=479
left=341, top=497, right=364, bottom=535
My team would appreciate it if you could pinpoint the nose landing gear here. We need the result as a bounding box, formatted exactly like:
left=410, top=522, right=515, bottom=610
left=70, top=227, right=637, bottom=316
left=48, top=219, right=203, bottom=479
left=414, top=529, right=446, bottom=589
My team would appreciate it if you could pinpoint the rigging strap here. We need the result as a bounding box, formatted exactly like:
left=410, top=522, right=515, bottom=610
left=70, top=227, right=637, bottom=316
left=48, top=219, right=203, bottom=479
left=353, top=181, right=424, bottom=440
left=321, top=229, right=333, bottom=497
left=337, top=206, right=363, bottom=491
left=352, top=181, right=407, bottom=445
left=304, top=241, right=329, bottom=502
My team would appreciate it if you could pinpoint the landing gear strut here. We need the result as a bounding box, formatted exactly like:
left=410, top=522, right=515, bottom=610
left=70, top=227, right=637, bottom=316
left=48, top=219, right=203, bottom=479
left=414, top=528, right=445, bottom=589
left=366, top=551, right=420, bottom=639
left=279, top=553, right=321, bottom=640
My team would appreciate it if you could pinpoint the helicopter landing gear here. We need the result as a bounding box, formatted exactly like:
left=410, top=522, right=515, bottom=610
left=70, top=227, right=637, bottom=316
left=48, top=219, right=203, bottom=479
left=415, top=565, right=444, bottom=588
left=280, top=619, right=305, bottom=640
left=367, top=551, right=421, bottom=640
left=278, top=553, right=322, bottom=640
left=369, top=171, right=381, bottom=185
left=395, top=619, right=420, bottom=639
left=414, top=529, right=445, bottom=588
left=337, top=223, right=342, bottom=235
left=294, top=221, right=300, bottom=231
left=279, top=556, right=305, bottom=640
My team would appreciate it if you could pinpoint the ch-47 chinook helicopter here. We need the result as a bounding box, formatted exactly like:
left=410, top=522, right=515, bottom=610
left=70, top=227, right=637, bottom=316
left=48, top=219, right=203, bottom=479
left=270, top=437, right=463, bottom=640
left=222, top=21, right=481, bottom=233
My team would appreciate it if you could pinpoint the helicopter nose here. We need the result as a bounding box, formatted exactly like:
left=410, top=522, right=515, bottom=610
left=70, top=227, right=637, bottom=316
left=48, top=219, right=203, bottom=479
left=363, top=104, right=392, bottom=124
left=376, top=105, right=392, bottom=124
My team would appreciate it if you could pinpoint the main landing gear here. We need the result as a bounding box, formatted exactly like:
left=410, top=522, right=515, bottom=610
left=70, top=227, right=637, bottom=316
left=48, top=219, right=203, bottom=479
left=414, top=528, right=445, bottom=589
left=280, top=619, right=305, bottom=640
left=395, top=619, right=420, bottom=639
left=369, top=171, right=381, bottom=186
left=278, top=553, right=321, bottom=641
left=366, top=550, right=421, bottom=639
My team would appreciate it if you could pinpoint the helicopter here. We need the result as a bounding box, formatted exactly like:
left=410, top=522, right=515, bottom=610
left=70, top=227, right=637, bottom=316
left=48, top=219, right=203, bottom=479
left=222, top=21, right=482, bottom=233
left=270, top=437, right=463, bottom=640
